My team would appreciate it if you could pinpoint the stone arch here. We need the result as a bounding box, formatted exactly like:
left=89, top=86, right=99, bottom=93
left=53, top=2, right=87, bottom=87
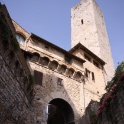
left=31, top=52, right=40, bottom=62
left=40, top=56, right=50, bottom=66
left=16, top=32, right=26, bottom=44
left=58, top=64, right=67, bottom=74
left=48, top=60, right=59, bottom=70
left=16, top=31, right=26, bottom=39
left=43, top=90, right=77, bottom=118
left=47, top=98, right=75, bottom=124
left=74, top=71, right=82, bottom=81
left=66, top=68, right=75, bottom=78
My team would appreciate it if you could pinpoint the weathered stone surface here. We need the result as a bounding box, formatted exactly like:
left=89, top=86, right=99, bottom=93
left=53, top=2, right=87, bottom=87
left=71, top=0, right=115, bottom=82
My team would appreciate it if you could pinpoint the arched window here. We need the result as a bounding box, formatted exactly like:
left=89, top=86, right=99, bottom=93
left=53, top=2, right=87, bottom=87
left=48, top=60, right=58, bottom=70
left=67, top=68, right=75, bottom=78
left=74, top=71, right=82, bottom=81
left=16, top=33, right=25, bottom=44
left=40, top=57, right=50, bottom=66
left=58, top=64, right=67, bottom=74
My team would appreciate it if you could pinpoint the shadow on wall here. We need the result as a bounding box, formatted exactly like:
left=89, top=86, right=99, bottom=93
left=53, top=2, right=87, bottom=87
left=80, top=100, right=99, bottom=124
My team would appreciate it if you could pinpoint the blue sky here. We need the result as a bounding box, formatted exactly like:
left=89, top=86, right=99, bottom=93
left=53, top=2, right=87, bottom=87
left=1, top=0, right=124, bottom=68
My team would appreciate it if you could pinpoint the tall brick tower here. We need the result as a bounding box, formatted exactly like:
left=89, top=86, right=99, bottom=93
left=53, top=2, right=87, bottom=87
left=71, top=0, right=115, bottom=82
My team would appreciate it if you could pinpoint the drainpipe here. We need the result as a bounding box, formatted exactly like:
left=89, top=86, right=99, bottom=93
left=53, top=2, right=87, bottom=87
left=83, top=79, right=85, bottom=109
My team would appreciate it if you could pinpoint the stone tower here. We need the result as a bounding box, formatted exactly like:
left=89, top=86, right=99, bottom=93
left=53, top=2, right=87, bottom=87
left=71, top=0, right=115, bottom=82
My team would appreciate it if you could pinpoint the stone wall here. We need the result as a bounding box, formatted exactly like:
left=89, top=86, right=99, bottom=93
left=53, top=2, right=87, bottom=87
left=96, top=81, right=124, bottom=124
left=81, top=81, right=124, bottom=124
left=28, top=60, right=84, bottom=124
left=0, top=4, right=35, bottom=124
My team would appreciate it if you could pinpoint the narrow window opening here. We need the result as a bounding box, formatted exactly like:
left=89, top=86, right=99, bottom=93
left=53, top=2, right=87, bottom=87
left=81, top=19, right=84, bottom=24
left=84, top=54, right=91, bottom=62
left=93, top=61, right=99, bottom=68
left=92, top=72, right=95, bottom=80
left=85, top=68, right=90, bottom=78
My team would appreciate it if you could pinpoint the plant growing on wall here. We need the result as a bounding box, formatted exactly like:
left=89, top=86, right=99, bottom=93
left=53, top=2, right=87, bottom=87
left=97, top=61, right=124, bottom=116
left=27, top=74, right=35, bottom=91
left=0, top=12, right=19, bottom=51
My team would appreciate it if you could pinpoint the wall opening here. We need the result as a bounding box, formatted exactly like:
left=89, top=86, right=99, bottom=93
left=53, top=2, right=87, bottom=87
left=47, top=98, right=75, bottom=124
left=81, top=19, right=83, bottom=24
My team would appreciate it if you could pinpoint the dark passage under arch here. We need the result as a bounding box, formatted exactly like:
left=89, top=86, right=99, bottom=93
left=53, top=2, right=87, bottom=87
left=47, top=98, right=75, bottom=124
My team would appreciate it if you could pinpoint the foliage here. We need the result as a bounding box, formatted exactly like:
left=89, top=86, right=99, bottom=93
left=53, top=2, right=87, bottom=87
left=11, top=38, right=19, bottom=51
left=105, top=61, right=124, bottom=91
left=0, top=12, right=19, bottom=51
left=112, top=61, right=124, bottom=83
left=105, top=81, right=112, bottom=92
left=97, top=61, right=124, bottom=117
left=29, top=74, right=34, bottom=85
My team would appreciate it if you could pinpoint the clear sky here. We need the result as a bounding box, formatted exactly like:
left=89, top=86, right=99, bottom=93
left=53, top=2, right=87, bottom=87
left=1, top=0, right=124, bottom=68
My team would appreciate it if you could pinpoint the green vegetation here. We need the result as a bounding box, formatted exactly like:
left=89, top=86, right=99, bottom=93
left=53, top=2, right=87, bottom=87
left=97, top=61, right=124, bottom=116
left=105, top=61, right=124, bottom=91
left=0, top=12, right=19, bottom=51
left=29, top=74, right=34, bottom=86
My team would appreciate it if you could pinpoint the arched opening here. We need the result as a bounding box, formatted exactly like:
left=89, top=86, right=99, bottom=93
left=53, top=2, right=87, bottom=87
left=66, top=68, right=75, bottom=78
left=47, top=98, right=75, bottom=124
left=58, top=64, right=67, bottom=74
left=30, top=52, right=40, bottom=63
left=48, top=60, right=58, bottom=70
left=16, top=33, right=26, bottom=44
left=74, top=71, right=82, bottom=81
left=40, top=56, right=50, bottom=66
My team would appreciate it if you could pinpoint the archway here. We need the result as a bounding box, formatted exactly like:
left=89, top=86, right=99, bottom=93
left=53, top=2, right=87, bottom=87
left=47, top=98, right=75, bottom=124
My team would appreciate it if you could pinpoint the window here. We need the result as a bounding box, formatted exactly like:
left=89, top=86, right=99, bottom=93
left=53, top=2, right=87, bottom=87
left=16, top=33, right=25, bottom=44
left=85, top=68, right=90, bottom=78
left=57, top=78, right=63, bottom=86
left=92, top=72, right=95, bottom=80
left=45, top=45, right=49, bottom=49
left=31, top=53, right=40, bottom=62
left=34, top=70, right=43, bottom=86
left=93, top=61, right=99, bottom=68
left=84, top=54, right=91, bottom=62
left=65, top=57, right=71, bottom=64
left=81, top=19, right=84, bottom=24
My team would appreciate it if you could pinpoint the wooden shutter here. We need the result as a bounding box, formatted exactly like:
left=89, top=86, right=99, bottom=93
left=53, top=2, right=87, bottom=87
left=34, top=70, right=43, bottom=86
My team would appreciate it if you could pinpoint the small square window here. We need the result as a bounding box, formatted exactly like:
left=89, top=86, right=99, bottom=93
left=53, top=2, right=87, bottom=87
left=57, top=78, right=63, bottom=86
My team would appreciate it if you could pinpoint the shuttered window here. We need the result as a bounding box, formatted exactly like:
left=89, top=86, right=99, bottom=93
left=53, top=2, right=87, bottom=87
left=85, top=68, right=90, bottom=78
left=34, top=70, right=43, bottom=86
